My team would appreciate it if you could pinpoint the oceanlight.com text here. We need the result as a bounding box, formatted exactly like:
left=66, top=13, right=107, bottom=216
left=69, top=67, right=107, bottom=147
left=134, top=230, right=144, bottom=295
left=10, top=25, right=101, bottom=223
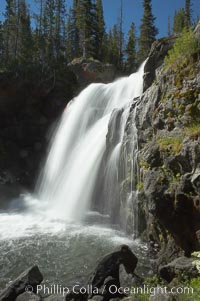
left=25, top=284, right=195, bottom=298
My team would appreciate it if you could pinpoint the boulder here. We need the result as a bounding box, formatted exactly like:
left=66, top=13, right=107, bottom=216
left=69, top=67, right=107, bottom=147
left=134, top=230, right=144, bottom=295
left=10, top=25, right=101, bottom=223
left=68, top=58, right=116, bottom=87
left=65, top=246, right=138, bottom=301
left=119, top=265, right=142, bottom=290
left=88, top=245, right=138, bottom=300
left=89, top=245, right=138, bottom=289
left=0, top=265, right=43, bottom=301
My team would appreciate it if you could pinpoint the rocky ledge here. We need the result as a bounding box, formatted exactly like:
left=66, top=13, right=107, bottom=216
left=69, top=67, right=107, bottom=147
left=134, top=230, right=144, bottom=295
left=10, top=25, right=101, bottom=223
left=68, top=58, right=116, bottom=88
left=135, top=23, right=200, bottom=263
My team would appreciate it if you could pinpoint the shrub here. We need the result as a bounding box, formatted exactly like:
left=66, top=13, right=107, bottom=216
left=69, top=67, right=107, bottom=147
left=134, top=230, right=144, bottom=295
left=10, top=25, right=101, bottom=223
left=164, top=28, right=200, bottom=70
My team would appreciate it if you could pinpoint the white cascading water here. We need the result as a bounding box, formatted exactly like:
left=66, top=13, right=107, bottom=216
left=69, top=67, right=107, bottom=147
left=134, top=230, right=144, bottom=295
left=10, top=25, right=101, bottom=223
left=37, top=63, right=145, bottom=222
left=0, top=63, right=150, bottom=290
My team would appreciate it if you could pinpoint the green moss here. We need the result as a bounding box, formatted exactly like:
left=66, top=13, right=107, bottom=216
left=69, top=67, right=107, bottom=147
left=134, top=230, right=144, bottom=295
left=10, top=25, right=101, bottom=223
left=156, top=171, right=166, bottom=185
left=184, top=122, right=200, bottom=137
left=157, top=136, right=183, bottom=155
left=160, top=164, right=181, bottom=190
left=139, top=160, right=150, bottom=170
left=185, top=99, right=200, bottom=120
left=137, top=181, right=144, bottom=191
left=169, top=173, right=181, bottom=190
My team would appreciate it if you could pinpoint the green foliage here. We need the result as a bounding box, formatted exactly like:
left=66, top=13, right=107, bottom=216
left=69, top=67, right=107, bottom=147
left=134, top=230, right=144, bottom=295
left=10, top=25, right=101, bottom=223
left=137, top=181, right=143, bottom=191
left=173, top=8, right=185, bottom=34
left=1, top=0, right=195, bottom=75
left=173, top=1, right=192, bottom=34
left=185, top=0, right=192, bottom=29
left=157, top=136, right=183, bottom=155
left=139, top=160, right=150, bottom=170
left=106, top=25, right=120, bottom=67
left=131, top=274, right=200, bottom=301
left=168, top=16, right=171, bottom=36
left=75, top=0, right=95, bottom=58
left=192, top=252, right=200, bottom=274
left=138, top=0, right=158, bottom=63
left=18, top=0, right=33, bottom=65
left=164, top=28, right=200, bottom=70
left=125, top=22, right=137, bottom=72
left=178, top=276, right=200, bottom=301
left=184, top=122, right=200, bottom=137
left=94, top=0, right=105, bottom=61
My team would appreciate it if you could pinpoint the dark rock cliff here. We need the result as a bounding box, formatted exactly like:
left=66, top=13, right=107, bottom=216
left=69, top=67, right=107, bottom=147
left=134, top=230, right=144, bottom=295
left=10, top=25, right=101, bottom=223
left=0, top=69, right=77, bottom=202
left=124, top=25, right=200, bottom=263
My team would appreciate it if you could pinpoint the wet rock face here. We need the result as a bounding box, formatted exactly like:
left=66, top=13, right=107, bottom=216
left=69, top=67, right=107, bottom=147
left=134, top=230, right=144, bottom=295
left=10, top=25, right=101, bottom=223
left=125, top=24, right=200, bottom=260
left=136, top=84, right=200, bottom=257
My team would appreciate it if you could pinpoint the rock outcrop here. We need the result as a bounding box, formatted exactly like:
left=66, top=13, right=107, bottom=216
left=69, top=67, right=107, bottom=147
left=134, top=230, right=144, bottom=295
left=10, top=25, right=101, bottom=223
left=143, top=35, right=177, bottom=92
left=0, top=265, right=43, bottom=301
left=65, top=245, right=138, bottom=301
left=131, top=26, right=200, bottom=262
left=159, top=256, right=199, bottom=283
left=68, top=58, right=116, bottom=88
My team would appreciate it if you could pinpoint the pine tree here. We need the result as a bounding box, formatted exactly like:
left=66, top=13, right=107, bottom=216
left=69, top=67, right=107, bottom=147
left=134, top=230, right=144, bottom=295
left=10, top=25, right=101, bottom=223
left=106, top=25, right=119, bottom=67
left=71, top=0, right=81, bottom=57
left=18, top=0, right=33, bottom=66
left=55, top=0, right=66, bottom=62
left=185, top=0, right=191, bottom=29
left=168, top=16, right=171, bottom=36
left=43, top=0, right=56, bottom=64
left=126, top=22, right=137, bottom=72
left=117, top=0, right=124, bottom=67
left=137, top=0, right=158, bottom=63
left=3, top=0, right=18, bottom=65
left=0, top=21, right=3, bottom=66
left=173, top=9, right=185, bottom=34
left=94, top=0, right=105, bottom=60
left=75, top=0, right=94, bottom=58
left=32, top=0, right=45, bottom=66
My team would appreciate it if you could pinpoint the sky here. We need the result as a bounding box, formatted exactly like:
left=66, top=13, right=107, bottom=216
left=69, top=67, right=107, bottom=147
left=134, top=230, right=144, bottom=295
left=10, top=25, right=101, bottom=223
left=0, top=0, right=199, bottom=39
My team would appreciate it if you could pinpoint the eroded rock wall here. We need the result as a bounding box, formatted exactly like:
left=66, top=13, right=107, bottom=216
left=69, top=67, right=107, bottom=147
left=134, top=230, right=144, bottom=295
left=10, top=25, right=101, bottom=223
left=130, top=34, right=200, bottom=261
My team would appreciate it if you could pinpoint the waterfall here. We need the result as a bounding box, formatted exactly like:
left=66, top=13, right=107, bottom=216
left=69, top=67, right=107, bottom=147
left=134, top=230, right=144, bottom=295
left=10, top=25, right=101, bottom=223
left=36, top=63, right=145, bottom=226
